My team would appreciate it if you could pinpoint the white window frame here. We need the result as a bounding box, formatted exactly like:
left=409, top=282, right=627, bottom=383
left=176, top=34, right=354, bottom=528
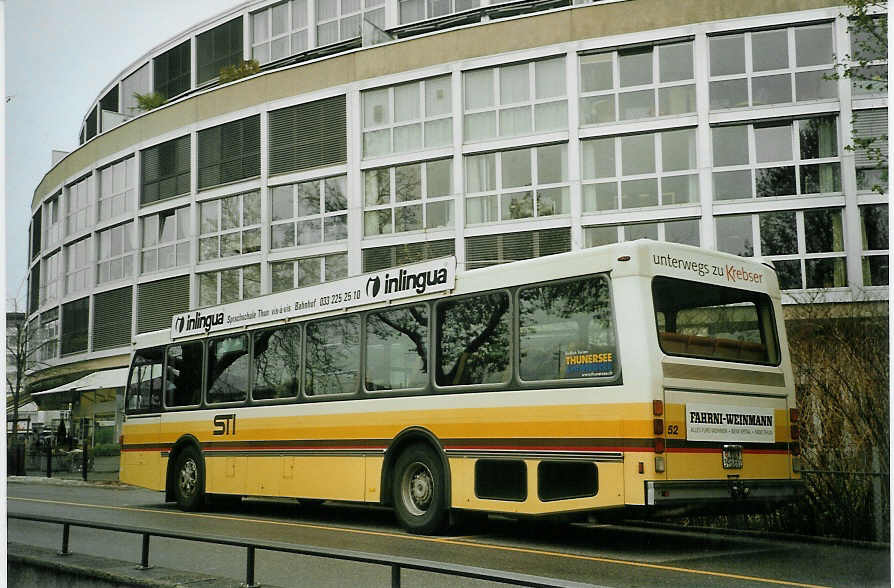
left=363, top=158, right=454, bottom=236
left=269, top=175, right=348, bottom=251
left=464, top=143, right=570, bottom=225
left=199, top=191, right=262, bottom=262
left=96, top=222, right=136, bottom=284
left=579, top=40, right=696, bottom=126
left=251, top=0, right=309, bottom=65
left=98, top=157, right=135, bottom=222
left=64, top=237, right=93, bottom=296
left=270, top=253, right=347, bottom=293
left=198, top=264, right=262, bottom=307
left=141, top=206, right=192, bottom=274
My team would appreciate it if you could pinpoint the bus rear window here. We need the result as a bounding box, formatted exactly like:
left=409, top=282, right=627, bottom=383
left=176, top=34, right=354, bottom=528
left=652, top=277, right=779, bottom=365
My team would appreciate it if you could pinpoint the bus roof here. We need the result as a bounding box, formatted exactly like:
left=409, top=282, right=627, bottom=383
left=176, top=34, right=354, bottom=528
left=133, top=240, right=778, bottom=348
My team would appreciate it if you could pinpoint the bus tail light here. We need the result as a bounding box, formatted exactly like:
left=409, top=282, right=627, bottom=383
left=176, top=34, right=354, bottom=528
left=119, top=435, right=124, bottom=446
left=652, top=400, right=663, bottom=416
left=653, top=418, right=664, bottom=435
left=789, top=408, right=800, bottom=423
left=654, top=437, right=665, bottom=454
left=654, top=456, right=665, bottom=473
left=790, top=423, right=800, bottom=441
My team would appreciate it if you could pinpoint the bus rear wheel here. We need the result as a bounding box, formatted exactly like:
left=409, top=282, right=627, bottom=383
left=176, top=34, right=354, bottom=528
left=174, top=446, right=205, bottom=511
left=392, top=444, right=447, bottom=534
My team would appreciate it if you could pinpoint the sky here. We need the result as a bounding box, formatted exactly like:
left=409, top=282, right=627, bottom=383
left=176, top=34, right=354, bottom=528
left=4, top=0, right=245, bottom=306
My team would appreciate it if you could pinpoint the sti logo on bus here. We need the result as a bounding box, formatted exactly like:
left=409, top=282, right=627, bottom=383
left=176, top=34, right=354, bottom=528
left=213, top=414, right=236, bottom=436
left=176, top=310, right=225, bottom=334
left=366, top=267, right=449, bottom=299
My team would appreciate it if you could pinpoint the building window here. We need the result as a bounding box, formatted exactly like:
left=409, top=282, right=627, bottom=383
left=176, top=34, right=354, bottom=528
left=582, top=128, right=697, bottom=212
left=269, top=95, right=347, bottom=176
left=198, top=264, right=261, bottom=306
left=361, top=238, right=455, bottom=272
left=362, top=75, right=452, bottom=158
left=154, top=40, right=191, bottom=99
left=464, top=57, right=567, bottom=143
left=716, top=208, right=847, bottom=289
left=196, top=17, right=244, bottom=85
left=399, top=0, right=480, bottom=24
left=141, top=135, right=191, bottom=205
left=850, top=15, right=887, bottom=96
left=580, top=41, right=695, bottom=126
left=198, top=115, right=261, bottom=189
left=44, top=194, right=62, bottom=250
left=709, top=24, right=837, bottom=110
left=316, top=0, right=384, bottom=46
left=61, top=297, right=89, bottom=356
left=92, top=286, right=132, bottom=351
left=465, top=144, right=569, bottom=225
left=65, top=175, right=93, bottom=236
left=200, top=191, right=261, bottom=261
left=141, top=207, right=191, bottom=274
left=271, top=253, right=347, bottom=293
left=31, top=211, right=42, bottom=261
left=39, top=251, right=62, bottom=306
left=65, top=237, right=92, bottom=295
left=98, top=158, right=135, bottom=221
left=584, top=218, right=700, bottom=247
left=465, top=227, right=571, bottom=270
left=861, top=204, right=888, bottom=286
left=270, top=176, right=347, bottom=249
left=39, top=308, right=59, bottom=362
left=853, top=108, right=888, bottom=192
left=97, top=222, right=136, bottom=284
left=121, top=63, right=150, bottom=116
left=712, top=117, right=840, bottom=201
left=29, top=266, right=40, bottom=315
left=251, top=0, right=308, bottom=64
left=364, top=159, right=453, bottom=235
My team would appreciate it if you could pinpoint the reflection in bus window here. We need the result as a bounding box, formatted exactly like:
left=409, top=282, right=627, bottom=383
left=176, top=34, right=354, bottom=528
left=127, top=347, right=164, bottom=413
left=652, top=276, right=779, bottom=364
left=366, top=305, right=428, bottom=391
left=207, top=335, right=250, bottom=404
left=252, top=326, right=301, bottom=400
left=436, top=293, right=510, bottom=386
left=165, top=342, right=203, bottom=407
left=305, top=316, right=360, bottom=395
left=518, top=276, right=616, bottom=381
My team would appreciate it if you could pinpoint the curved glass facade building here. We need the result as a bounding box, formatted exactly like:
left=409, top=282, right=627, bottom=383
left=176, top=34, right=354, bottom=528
left=25, top=0, right=888, bottom=393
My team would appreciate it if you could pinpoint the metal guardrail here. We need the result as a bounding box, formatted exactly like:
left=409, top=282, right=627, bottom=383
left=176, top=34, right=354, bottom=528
left=9, top=513, right=595, bottom=588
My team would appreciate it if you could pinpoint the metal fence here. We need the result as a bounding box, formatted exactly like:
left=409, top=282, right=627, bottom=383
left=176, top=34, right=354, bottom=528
left=9, top=513, right=596, bottom=588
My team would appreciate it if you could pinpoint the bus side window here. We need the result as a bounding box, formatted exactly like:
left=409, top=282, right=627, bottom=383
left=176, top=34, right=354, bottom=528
left=518, top=275, right=616, bottom=382
left=165, top=341, right=203, bottom=407
left=252, top=325, right=301, bottom=400
left=366, top=305, right=428, bottom=392
left=305, top=316, right=360, bottom=396
left=436, top=292, right=510, bottom=387
left=207, top=334, right=249, bottom=404
left=126, top=347, right=164, bottom=413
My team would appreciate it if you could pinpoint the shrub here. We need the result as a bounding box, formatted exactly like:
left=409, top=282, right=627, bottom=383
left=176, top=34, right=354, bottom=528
left=219, top=60, right=260, bottom=83
left=133, top=91, right=166, bottom=112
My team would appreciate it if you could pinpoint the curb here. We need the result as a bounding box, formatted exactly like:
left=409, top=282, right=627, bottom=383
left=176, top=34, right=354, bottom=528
left=622, top=519, right=890, bottom=550
left=8, top=475, right=132, bottom=489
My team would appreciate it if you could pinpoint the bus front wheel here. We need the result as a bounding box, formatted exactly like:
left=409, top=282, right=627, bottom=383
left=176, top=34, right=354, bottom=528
left=392, top=444, right=447, bottom=534
left=174, top=446, right=205, bottom=511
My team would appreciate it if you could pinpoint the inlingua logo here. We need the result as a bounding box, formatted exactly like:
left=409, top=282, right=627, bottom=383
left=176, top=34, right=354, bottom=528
left=175, top=316, right=185, bottom=333
left=367, top=275, right=381, bottom=297
left=184, top=310, right=225, bottom=333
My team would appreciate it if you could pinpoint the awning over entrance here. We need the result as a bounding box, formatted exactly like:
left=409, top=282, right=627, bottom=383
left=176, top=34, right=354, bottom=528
left=31, top=368, right=130, bottom=398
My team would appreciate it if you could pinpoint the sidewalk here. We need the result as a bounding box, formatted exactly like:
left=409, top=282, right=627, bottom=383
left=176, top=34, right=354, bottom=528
left=21, top=454, right=120, bottom=483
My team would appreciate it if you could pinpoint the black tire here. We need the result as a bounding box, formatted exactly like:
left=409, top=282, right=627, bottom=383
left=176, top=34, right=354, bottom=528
left=392, top=444, right=448, bottom=535
left=174, top=446, right=205, bottom=511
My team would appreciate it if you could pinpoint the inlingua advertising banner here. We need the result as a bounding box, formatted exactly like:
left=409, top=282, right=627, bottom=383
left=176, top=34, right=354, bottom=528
left=170, top=257, right=456, bottom=339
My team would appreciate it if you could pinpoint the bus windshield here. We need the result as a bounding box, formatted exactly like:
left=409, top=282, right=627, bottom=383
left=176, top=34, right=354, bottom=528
left=652, top=276, right=779, bottom=365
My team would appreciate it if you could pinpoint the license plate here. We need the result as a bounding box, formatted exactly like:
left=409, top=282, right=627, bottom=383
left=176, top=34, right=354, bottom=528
left=722, top=445, right=743, bottom=469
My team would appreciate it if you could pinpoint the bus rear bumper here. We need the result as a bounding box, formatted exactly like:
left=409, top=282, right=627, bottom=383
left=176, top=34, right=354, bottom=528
left=646, top=478, right=804, bottom=509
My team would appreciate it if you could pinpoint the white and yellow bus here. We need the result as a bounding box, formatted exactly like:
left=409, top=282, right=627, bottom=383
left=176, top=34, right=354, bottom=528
left=121, top=240, right=802, bottom=534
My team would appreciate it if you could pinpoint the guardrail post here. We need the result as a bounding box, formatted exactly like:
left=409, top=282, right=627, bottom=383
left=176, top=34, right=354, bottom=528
left=57, top=523, right=71, bottom=556
left=244, top=545, right=258, bottom=588
left=135, top=533, right=153, bottom=570
left=391, top=564, right=401, bottom=588
left=45, top=444, right=52, bottom=478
